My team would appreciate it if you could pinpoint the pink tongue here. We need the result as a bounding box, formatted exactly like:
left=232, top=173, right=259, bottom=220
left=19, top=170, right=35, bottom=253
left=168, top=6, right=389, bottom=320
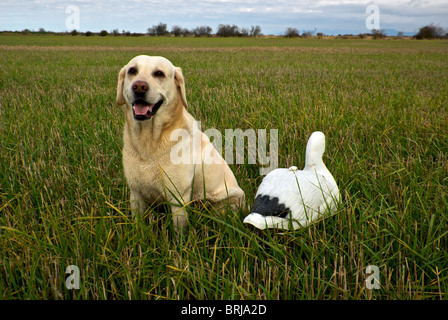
left=133, top=103, right=154, bottom=116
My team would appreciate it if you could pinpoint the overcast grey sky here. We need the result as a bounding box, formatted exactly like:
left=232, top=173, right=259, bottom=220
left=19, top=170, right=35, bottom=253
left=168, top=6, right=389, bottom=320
left=0, top=0, right=447, bottom=35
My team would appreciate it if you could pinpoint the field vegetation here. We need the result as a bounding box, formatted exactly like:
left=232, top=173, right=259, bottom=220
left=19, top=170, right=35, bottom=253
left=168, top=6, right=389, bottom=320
left=0, top=35, right=447, bottom=299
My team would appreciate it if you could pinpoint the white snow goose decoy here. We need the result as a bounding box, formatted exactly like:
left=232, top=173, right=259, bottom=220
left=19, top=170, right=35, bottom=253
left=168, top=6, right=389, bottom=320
left=243, top=131, right=340, bottom=230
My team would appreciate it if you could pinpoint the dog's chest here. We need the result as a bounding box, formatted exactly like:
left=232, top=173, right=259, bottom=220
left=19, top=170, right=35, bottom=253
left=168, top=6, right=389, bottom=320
left=122, top=148, right=168, bottom=199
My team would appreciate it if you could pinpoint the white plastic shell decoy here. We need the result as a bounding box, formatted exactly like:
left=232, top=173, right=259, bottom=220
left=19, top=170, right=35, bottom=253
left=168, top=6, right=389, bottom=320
left=243, top=131, right=340, bottom=230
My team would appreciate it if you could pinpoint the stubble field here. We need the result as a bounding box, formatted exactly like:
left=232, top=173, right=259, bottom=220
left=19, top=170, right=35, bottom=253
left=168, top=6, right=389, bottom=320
left=0, top=35, right=447, bottom=299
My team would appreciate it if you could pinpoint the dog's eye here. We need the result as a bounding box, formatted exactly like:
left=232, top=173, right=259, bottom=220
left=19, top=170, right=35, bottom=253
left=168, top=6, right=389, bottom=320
left=153, top=70, right=165, bottom=78
left=128, top=67, right=137, bottom=75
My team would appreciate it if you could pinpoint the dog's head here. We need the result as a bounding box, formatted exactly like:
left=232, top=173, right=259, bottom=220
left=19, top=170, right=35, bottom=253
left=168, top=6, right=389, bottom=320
left=116, top=55, right=188, bottom=121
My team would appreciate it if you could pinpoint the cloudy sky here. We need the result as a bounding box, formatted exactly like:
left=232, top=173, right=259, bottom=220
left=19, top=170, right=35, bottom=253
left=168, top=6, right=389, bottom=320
left=1, top=0, right=447, bottom=35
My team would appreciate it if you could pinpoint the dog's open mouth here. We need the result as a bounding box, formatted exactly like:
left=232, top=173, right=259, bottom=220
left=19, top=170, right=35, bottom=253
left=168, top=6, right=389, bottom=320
left=132, top=99, right=163, bottom=121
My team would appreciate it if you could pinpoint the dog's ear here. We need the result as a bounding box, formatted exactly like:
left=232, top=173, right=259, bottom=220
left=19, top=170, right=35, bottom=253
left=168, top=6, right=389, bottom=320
left=174, top=67, right=188, bottom=108
left=116, top=66, right=126, bottom=106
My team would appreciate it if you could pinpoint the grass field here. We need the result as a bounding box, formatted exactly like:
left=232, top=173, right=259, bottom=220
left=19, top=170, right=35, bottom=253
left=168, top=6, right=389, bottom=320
left=0, top=35, right=447, bottom=300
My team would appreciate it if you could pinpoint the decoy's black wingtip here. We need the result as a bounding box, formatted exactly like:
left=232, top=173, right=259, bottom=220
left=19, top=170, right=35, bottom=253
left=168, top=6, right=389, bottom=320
left=251, top=194, right=290, bottom=218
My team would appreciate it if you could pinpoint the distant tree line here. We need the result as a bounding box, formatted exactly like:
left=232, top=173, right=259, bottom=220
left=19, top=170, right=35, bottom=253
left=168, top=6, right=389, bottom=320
left=146, top=22, right=263, bottom=37
left=216, top=24, right=262, bottom=37
left=415, top=23, right=447, bottom=39
left=5, top=23, right=446, bottom=39
left=8, top=23, right=262, bottom=38
left=284, top=27, right=316, bottom=38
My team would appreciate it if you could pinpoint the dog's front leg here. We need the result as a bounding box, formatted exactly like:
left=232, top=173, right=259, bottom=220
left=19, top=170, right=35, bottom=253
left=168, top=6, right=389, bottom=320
left=172, top=205, right=188, bottom=232
left=130, top=190, right=148, bottom=217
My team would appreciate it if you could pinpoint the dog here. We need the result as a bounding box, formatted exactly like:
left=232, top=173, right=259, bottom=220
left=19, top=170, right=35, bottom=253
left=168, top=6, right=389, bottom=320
left=116, top=55, right=245, bottom=230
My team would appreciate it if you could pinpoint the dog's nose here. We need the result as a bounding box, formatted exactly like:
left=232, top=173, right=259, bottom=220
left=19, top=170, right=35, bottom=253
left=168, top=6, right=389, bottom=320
left=132, top=81, right=149, bottom=94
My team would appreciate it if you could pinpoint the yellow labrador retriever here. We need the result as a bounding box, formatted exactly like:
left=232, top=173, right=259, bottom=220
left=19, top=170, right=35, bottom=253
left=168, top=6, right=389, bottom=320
left=116, top=55, right=245, bottom=230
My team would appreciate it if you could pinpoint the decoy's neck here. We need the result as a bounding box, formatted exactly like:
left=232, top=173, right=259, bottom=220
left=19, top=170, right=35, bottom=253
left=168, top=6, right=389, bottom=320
left=305, top=150, right=324, bottom=169
left=304, top=132, right=326, bottom=170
